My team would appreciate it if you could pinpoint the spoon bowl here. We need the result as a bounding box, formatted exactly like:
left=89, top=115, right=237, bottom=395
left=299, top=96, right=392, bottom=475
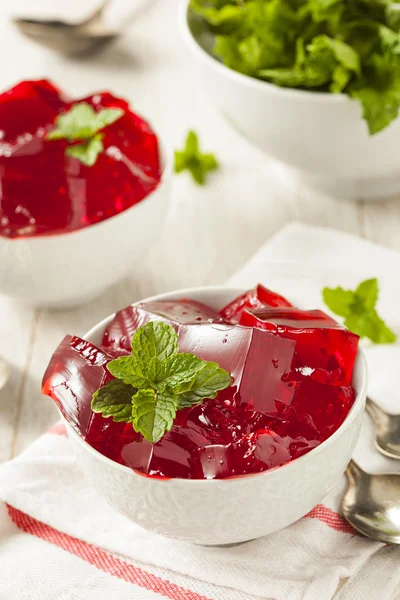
left=343, top=460, right=400, bottom=544
left=366, top=397, right=400, bottom=460
left=12, top=18, right=117, bottom=55
left=12, top=0, right=117, bottom=56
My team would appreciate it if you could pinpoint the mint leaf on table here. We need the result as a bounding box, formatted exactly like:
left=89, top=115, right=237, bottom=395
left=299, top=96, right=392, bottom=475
left=174, top=130, right=219, bottom=185
left=92, top=321, right=232, bottom=443
left=323, top=278, right=397, bottom=344
left=190, top=0, right=400, bottom=134
left=46, top=102, right=124, bottom=166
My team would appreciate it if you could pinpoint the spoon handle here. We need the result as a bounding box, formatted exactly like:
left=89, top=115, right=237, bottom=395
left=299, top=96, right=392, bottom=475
left=366, top=397, right=389, bottom=428
left=345, top=459, right=364, bottom=484
left=80, top=0, right=113, bottom=26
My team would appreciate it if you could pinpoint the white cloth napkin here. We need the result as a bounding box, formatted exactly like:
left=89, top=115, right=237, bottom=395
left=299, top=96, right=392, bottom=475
left=1, top=222, right=400, bottom=600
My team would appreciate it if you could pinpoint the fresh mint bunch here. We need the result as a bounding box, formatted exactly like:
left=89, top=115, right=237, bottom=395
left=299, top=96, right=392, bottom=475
left=174, top=130, right=219, bottom=184
left=190, top=0, right=400, bottom=134
left=323, top=278, right=397, bottom=344
left=92, top=321, right=232, bottom=443
left=46, top=102, right=124, bottom=166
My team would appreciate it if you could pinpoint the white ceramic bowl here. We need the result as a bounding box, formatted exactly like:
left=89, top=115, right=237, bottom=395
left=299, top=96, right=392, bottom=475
left=0, top=141, right=171, bottom=308
left=180, top=2, right=400, bottom=201
left=64, top=286, right=367, bottom=545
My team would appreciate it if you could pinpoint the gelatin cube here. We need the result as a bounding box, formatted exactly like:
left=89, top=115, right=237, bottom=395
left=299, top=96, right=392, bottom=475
left=220, top=284, right=292, bottom=323
left=231, top=429, right=291, bottom=474
left=42, top=335, right=114, bottom=437
left=86, top=414, right=136, bottom=465
left=291, top=378, right=355, bottom=441
left=236, top=327, right=297, bottom=412
left=0, top=79, right=67, bottom=143
left=240, top=307, right=340, bottom=330
left=121, top=436, right=154, bottom=472
left=102, top=300, right=225, bottom=350
left=192, top=444, right=233, bottom=479
left=240, top=307, right=359, bottom=386
left=145, top=430, right=201, bottom=479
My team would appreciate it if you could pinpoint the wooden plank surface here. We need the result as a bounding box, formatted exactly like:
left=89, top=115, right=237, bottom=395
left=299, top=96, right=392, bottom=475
left=0, top=0, right=399, bottom=463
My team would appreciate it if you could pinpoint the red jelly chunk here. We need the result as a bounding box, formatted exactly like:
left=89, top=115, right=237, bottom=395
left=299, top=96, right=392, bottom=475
left=220, top=284, right=292, bottom=323
left=102, top=299, right=225, bottom=351
left=42, top=335, right=117, bottom=437
left=0, top=79, right=161, bottom=238
left=240, top=307, right=359, bottom=386
left=42, top=287, right=359, bottom=480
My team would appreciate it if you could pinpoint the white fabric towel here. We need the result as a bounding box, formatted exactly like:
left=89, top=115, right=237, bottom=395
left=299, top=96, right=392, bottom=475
left=1, top=222, right=400, bottom=600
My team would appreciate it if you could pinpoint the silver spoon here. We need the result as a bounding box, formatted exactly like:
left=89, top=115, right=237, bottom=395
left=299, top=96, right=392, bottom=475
left=365, top=397, right=400, bottom=460
left=342, top=459, right=400, bottom=544
left=12, top=0, right=117, bottom=56
left=0, top=356, right=11, bottom=390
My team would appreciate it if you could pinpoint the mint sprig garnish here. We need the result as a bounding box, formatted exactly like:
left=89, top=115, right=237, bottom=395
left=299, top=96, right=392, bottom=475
left=92, top=321, right=232, bottom=443
left=174, top=130, right=219, bottom=185
left=46, top=102, right=124, bottom=167
left=323, top=278, right=397, bottom=344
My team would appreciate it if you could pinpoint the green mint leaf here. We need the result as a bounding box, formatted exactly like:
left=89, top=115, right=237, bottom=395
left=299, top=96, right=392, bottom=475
left=323, top=278, right=397, bottom=344
left=91, top=379, right=136, bottom=422
left=174, top=130, right=219, bottom=185
left=364, top=309, right=397, bottom=344
left=190, top=0, right=400, bottom=134
left=355, top=277, right=379, bottom=310
left=132, top=321, right=179, bottom=364
left=345, top=310, right=397, bottom=345
left=94, top=320, right=232, bottom=442
left=330, top=65, right=351, bottom=93
left=177, top=362, right=232, bottom=409
left=308, top=35, right=361, bottom=75
left=107, top=355, right=148, bottom=388
left=160, top=353, right=206, bottom=390
left=46, top=102, right=124, bottom=141
left=93, top=107, right=125, bottom=131
left=66, top=134, right=104, bottom=167
left=47, top=102, right=98, bottom=141
left=46, top=102, right=124, bottom=166
left=185, top=130, right=199, bottom=157
left=146, top=356, right=167, bottom=385
left=132, top=388, right=177, bottom=443
left=322, top=286, right=354, bottom=317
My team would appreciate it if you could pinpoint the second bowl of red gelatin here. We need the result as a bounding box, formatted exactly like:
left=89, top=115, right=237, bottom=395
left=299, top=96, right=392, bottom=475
left=0, top=79, right=172, bottom=307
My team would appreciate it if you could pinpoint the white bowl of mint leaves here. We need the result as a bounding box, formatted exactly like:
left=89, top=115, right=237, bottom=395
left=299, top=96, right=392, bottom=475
left=181, top=0, right=400, bottom=200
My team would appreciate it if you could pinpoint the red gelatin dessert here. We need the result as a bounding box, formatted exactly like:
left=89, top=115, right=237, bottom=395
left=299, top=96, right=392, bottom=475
left=219, top=284, right=292, bottom=323
left=240, top=307, right=359, bottom=386
left=42, top=285, right=359, bottom=480
left=0, top=79, right=161, bottom=238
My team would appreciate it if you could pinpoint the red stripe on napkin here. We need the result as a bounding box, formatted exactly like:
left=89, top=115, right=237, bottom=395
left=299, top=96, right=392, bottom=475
left=306, top=504, right=355, bottom=534
left=6, top=504, right=212, bottom=600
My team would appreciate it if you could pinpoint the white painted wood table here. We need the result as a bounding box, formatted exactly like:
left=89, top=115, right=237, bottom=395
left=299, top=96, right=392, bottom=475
left=1, top=0, right=400, bottom=465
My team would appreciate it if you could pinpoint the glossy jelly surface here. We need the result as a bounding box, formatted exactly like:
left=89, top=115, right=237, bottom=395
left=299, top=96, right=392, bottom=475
left=42, top=286, right=359, bottom=479
left=0, top=79, right=161, bottom=238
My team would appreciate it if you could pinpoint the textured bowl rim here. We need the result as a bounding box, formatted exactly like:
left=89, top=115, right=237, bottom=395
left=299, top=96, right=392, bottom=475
left=179, top=0, right=351, bottom=105
left=64, top=285, right=368, bottom=485
left=1, top=125, right=172, bottom=244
